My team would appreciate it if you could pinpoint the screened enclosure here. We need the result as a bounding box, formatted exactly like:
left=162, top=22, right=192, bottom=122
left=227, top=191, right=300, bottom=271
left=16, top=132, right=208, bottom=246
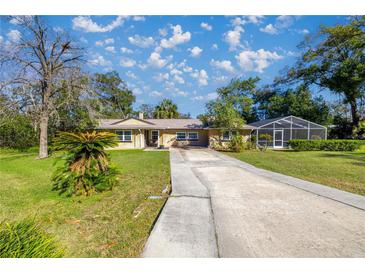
left=249, top=116, right=327, bottom=148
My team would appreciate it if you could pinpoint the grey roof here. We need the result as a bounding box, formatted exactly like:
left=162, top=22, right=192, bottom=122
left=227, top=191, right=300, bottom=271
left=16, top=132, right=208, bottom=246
left=96, top=118, right=204, bottom=130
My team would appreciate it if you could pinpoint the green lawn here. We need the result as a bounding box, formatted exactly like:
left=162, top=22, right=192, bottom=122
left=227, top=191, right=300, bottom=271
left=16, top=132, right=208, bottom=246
left=225, top=149, right=365, bottom=196
left=0, top=149, right=170, bottom=257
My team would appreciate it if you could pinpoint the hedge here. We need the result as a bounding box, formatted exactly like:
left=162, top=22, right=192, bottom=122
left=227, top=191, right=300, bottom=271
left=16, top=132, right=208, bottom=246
left=288, top=139, right=364, bottom=151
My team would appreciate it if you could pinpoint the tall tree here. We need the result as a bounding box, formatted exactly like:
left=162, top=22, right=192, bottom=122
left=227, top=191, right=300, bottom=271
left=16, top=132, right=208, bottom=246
left=92, top=71, right=135, bottom=119
left=137, top=103, right=154, bottom=119
left=153, top=99, right=179, bottom=119
left=257, top=85, right=332, bottom=125
left=216, top=77, right=259, bottom=123
left=279, top=16, right=365, bottom=136
left=0, top=16, right=84, bottom=158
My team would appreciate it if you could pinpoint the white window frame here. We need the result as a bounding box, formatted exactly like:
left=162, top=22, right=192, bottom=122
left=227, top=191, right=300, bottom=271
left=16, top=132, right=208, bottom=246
left=116, top=130, right=133, bottom=142
left=187, top=132, right=199, bottom=141
left=176, top=132, right=187, bottom=140
left=222, top=130, right=238, bottom=141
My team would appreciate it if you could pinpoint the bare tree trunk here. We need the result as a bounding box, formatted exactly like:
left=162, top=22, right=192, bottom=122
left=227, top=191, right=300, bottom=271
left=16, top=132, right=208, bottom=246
left=38, top=111, right=49, bottom=158
left=349, top=100, right=360, bottom=136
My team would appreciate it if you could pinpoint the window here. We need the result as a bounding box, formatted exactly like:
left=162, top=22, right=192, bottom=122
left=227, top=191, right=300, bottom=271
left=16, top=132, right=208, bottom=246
left=116, top=130, right=132, bottom=142
left=188, top=132, right=198, bottom=141
left=176, top=132, right=186, bottom=140
left=151, top=131, right=159, bottom=141
left=222, top=130, right=238, bottom=141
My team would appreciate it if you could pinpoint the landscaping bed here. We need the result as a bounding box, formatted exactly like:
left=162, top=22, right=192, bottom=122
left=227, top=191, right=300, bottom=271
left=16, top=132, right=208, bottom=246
left=0, top=149, right=170, bottom=257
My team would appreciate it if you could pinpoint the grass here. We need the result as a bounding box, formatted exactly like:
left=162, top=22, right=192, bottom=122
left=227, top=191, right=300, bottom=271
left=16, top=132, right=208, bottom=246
left=0, top=149, right=170, bottom=257
left=225, top=149, right=365, bottom=196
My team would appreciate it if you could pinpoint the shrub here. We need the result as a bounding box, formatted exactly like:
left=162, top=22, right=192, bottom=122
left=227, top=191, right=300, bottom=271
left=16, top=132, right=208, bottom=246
left=228, top=135, right=246, bottom=152
left=52, top=131, right=119, bottom=196
left=258, top=133, right=273, bottom=151
left=288, top=139, right=364, bottom=151
left=0, top=220, right=63, bottom=258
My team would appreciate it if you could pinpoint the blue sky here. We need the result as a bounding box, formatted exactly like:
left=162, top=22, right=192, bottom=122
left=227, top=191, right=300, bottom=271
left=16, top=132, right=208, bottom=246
left=0, top=16, right=349, bottom=117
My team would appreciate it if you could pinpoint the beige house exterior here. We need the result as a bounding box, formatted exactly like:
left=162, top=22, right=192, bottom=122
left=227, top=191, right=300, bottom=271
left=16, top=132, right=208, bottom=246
left=96, top=115, right=256, bottom=149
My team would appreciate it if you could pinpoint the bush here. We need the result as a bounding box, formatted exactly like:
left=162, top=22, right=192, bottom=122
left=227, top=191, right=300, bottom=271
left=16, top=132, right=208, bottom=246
left=52, top=131, right=119, bottom=196
left=288, top=139, right=364, bottom=151
left=0, top=220, right=63, bottom=258
left=228, top=135, right=246, bottom=152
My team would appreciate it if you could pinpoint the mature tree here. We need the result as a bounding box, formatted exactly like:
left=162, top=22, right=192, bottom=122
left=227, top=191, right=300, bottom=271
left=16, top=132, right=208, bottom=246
left=153, top=99, right=179, bottom=119
left=256, top=85, right=332, bottom=125
left=200, top=99, right=245, bottom=129
left=216, top=77, right=260, bottom=123
left=92, top=71, right=135, bottom=119
left=0, top=16, right=84, bottom=158
left=137, top=103, right=154, bottom=119
left=279, top=16, right=365, bottom=136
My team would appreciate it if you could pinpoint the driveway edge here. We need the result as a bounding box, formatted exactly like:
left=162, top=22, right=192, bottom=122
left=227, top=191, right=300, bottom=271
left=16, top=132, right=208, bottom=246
left=211, top=149, right=365, bottom=211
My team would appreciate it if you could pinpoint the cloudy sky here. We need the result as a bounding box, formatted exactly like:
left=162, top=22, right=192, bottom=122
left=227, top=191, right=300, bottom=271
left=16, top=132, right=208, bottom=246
left=0, top=16, right=348, bottom=116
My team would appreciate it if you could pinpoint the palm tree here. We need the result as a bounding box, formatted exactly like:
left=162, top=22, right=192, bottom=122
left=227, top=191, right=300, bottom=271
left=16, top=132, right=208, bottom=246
left=153, top=99, right=179, bottom=119
left=52, top=131, right=119, bottom=196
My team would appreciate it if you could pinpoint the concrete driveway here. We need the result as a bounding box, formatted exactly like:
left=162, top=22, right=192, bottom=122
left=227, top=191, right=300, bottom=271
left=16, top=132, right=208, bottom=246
left=143, top=147, right=365, bottom=257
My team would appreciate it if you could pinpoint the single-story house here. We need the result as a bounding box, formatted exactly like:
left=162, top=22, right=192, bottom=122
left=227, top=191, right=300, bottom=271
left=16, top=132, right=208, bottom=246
left=96, top=114, right=327, bottom=149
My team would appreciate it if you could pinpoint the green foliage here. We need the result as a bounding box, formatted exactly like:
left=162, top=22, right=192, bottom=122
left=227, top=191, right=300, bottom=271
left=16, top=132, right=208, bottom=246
left=288, top=139, right=364, bottom=151
left=0, top=220, right=63, bottom=258
left=217, top=77, right=260, bottom=123
left=257, top=85, right=332, bottom=126
left=228, top=135, right=246, bottom=152
left=0, top=114, right=38, bottom=150
left=153, top=99, right=179, bottom=119
left=282, top=16, right=365, bottom=134
left=93, top=71, right=135, bottom=118
left=52, top=131, right=119, bottom=196
left=258, top=134, right=273, bottom=151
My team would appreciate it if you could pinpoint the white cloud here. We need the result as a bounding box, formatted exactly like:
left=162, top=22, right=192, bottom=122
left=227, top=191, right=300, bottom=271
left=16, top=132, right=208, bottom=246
left=72, top=16, right=125, bottom=32
left=0, top=36, right=3, bottom=44
left=211, top=43, right=218, bottom=50
left=160, top=25, right=191, bottom=49
left=192, top=92, right=217, bottom=101
left=260, top=24, right=278, bottom=35
left=153, top=72, right=169, bottom=82
left=7, top=30, right=21, bottom=43
left=53, top=27, right=64, bottom=33
left=235, top=49, right=283, bottom=73
left=126, top=71, right=137, bottom=79
left=244, top=16, right=265, bottom=25
left=132, top=88, right=143, bottom=95
left=295, top=28, right=310, bottom=35
left=210, top=59, right=235, bottom=73
left=158, top=28, right=168, bottom=37
left=88, top=54, right=111, bottom=67
left=128, top=35, right=154, bottom=48
left=275, top=15, right=294, bottom=29
left=132, top=16, right=145, bottom=22
left=200, top=22, right=212, bottom=31
left=213, top=75, right=229, bottom=83
left=147, top=52, right=172, bottom=68
left=120, top=47, right=133, bottom=54
left=189, top=46, right=203, bottom=57
left=170, top=68, right=185, bottom=84
left=120, top=57, right=136, bottom=67
left=191, top=69, right=209, bottom=86
left=105, top=46, right=115, bottom=53
left=150, top=90, right=163, bottom=97
left=224, top=26, right=244, bottom=51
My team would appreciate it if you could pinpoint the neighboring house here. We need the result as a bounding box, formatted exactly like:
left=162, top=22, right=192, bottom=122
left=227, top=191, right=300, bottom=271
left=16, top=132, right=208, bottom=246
left=96, top=114, right=327, bottom=149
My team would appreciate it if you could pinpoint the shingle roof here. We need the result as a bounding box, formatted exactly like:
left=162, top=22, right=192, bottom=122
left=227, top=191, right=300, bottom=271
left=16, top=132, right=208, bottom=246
left=144, top=119, right=203, bottom=129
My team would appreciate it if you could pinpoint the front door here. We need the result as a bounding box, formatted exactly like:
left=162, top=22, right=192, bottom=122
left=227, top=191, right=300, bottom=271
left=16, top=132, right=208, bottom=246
left=274, top=130, right=283, bottom=148
left=151, top=130, right=159, bottom=147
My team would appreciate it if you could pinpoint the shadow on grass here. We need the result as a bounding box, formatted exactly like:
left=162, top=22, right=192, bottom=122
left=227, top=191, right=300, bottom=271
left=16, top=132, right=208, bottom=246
left=318, top=152, right=365, bottom=166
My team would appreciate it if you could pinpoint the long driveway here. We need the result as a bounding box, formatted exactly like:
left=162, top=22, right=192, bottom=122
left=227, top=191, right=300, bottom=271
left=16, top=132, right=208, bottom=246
left=143, top=147, right=365, bottom=257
